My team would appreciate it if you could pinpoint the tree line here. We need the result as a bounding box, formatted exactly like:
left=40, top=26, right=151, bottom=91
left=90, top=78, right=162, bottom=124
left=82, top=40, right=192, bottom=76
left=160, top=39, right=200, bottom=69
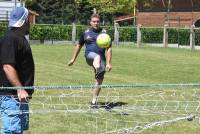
left=26, top=0, right=136, bottom=25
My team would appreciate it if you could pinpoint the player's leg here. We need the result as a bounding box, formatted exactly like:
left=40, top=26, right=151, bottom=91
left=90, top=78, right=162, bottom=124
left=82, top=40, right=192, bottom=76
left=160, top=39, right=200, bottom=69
left=92, top=59, right=106, bottom=105
left=92, top=78, right=103, bottom=105
left=85, top=52, right=106, bottom=105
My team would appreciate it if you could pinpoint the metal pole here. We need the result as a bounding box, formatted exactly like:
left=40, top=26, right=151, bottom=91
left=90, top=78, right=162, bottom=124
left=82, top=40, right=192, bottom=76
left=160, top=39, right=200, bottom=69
left=137, top=24, right=141, bottom=48
left=133, top=2, right=136, bottom=26
left=190, top=25, right=195, bottom=50
left=167, top=0, right=171, bottom=26
left=114, top=23, right=119, bottom=45
left=72, top=23, right=76, bottom=44
left=163, top=24, right=168, bottom=48
left=15, top=0, right=17, bottom=8
left=93, top=8, right=96, bottom=14
left=20, top=0, right=24, bottom=7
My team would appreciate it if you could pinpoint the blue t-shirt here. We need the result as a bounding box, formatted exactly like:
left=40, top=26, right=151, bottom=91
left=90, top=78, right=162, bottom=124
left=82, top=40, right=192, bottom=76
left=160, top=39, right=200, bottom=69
left=79, top=28, right=106, bottom=59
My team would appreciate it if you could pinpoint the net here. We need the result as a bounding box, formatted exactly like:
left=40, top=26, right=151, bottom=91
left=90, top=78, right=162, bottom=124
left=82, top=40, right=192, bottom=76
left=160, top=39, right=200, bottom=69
left=0, top=84, right=200, bottom=133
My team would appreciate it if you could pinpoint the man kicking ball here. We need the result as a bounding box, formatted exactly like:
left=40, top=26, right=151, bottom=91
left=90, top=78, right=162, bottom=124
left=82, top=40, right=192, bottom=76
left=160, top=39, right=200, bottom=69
left=68, top=14, right=112, bottom=108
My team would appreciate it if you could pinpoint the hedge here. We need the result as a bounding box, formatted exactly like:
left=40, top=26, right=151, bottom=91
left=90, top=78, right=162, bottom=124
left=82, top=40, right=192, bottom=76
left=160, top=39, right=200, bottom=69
left=1, top=22, right=200, bottom=45
left=141, top=28, right=163, bottom=43
left=0, top=22, right=8, bottom=38
left=30, top=24, right=72, bottom=42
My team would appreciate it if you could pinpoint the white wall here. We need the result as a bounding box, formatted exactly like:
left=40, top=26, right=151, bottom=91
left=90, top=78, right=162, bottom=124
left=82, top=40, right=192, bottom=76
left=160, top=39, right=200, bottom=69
left=0, top=1, right=21, bottom=20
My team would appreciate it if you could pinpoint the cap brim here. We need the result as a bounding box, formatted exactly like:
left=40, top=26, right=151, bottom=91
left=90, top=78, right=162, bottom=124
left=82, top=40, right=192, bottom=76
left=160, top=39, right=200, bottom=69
left=9, top=19, right=26, bottom=27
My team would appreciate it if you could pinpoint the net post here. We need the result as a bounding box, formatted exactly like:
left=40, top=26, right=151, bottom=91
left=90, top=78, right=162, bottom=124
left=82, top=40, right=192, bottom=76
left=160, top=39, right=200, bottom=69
left=163, top=24, right=168, bottom=48
left=190, top=24, right=195, bottom=50
left=137, top=24, right=142, bottom=48
left=72, top=22, right=76, bottom=44
left=114, top=22, right=119, bottom=45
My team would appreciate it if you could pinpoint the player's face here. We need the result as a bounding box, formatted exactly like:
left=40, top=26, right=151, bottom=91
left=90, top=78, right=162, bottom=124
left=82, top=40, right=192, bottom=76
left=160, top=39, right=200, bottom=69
left=90, top=17, right=100, bottom=30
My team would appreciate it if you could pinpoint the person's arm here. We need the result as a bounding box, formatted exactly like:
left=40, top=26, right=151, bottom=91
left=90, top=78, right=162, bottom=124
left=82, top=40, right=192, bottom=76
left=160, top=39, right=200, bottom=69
left=106, top=46, right=112, bottom=72
left=3, top=64, right=29, bottom=102
left=68, top=44, right=83, bottom=66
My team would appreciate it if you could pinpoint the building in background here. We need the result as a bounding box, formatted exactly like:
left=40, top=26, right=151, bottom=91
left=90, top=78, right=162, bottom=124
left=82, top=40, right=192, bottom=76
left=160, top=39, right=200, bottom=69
left=0, top=0, right=39, bottom=24
left=136, top=0, right=200, bottom=27
left=0, top=0, right=20, bottom=21
left=114, top=0, right=200, bottom=27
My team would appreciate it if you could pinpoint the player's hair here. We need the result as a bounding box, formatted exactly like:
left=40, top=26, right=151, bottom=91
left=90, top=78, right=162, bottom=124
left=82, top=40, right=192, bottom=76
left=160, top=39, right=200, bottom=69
left=90, top=14, right=100, bottom=20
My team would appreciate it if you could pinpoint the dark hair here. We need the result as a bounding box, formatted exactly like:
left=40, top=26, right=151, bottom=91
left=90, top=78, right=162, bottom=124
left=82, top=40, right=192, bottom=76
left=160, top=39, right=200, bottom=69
left=90, top=14, right=100, bottom=20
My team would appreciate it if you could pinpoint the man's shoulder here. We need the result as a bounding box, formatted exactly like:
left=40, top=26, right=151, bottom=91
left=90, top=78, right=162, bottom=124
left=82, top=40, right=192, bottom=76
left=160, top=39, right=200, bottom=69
left=1, top=35, right=10, bottom=44
left=0, top=35, right=7, bottom=45
left=1, top=31, right=15, bottom=40
left=79, top=29, right=90, bottom=37
left=0, top=38, right=2, bottom=48
left=0, top=36, right=2, bottom=43
left=0, top=31, right=20, bottom=47
left=84, top=29, right=90, bottom=33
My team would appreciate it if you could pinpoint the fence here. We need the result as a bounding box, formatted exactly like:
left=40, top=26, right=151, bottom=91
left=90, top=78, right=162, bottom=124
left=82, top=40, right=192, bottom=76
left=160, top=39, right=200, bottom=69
left=134, top=24, right=197, bottom=50
left=0, top=10, right=9, bottom=21
left=0, top=21, right=200, bottom=49
left=114, top=23, right=200, bottom=50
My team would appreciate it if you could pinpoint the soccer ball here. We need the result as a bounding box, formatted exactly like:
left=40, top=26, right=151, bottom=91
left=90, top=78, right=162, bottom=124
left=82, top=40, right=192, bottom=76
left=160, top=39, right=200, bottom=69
left=96, top=33, right=111, bottom=48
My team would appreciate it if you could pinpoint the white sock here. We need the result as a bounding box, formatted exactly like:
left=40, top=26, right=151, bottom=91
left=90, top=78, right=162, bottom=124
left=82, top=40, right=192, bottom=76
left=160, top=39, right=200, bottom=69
left=92, top=98, right=97, bottom=104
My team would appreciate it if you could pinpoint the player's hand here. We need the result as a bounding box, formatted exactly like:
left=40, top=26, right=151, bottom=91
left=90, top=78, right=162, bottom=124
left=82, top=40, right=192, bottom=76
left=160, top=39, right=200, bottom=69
left=17, top=89, right=29, bottom=102
left=106, top=63, right=112, bottom=72
left=68, top=59, right=75, bottom=66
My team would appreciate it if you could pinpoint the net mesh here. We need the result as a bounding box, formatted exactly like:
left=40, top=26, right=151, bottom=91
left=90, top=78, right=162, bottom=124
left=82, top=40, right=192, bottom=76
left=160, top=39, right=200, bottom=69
left=1, top=84, right=200, bottom=133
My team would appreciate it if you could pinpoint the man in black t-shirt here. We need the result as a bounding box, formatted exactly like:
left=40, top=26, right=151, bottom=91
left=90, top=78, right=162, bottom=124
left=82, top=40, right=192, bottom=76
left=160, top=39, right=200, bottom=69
left=0, top=6, right=34, bottom=134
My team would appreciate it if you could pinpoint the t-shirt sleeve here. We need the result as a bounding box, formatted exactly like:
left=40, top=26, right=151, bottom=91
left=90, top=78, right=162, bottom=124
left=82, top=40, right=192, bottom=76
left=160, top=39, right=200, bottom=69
left=79, top=33, right=85, bottom=46
left=0, top=38, right=16, bottom=65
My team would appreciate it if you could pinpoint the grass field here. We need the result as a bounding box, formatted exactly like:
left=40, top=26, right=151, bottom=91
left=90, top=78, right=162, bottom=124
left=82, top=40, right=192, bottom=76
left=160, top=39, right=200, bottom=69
left=25, top=44, right=200, bottom=134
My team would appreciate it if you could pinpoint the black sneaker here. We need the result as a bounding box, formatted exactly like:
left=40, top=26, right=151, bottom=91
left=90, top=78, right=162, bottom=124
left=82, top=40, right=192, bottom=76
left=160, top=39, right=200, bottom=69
left=90, top=102, right=99, bottom=109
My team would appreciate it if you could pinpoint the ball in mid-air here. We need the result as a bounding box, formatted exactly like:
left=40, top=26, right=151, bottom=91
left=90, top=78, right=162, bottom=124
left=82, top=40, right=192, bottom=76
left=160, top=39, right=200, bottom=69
left=96, top=33, right=111, bottom=48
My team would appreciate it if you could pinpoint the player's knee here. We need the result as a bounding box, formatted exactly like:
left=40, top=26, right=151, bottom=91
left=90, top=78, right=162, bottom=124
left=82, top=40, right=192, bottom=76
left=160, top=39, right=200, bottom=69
left=95, top=67, right=105, bottom=80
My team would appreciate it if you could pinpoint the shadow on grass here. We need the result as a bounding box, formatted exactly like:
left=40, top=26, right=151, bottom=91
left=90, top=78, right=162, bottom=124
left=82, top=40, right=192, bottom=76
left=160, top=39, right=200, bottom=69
left=97, top=102, right=128, bottom=113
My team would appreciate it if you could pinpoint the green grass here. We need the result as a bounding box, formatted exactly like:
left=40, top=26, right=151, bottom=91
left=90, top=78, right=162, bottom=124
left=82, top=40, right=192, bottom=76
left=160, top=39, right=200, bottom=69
left=24, top=44, right=200, bottom=134
left=33, top=45, right=200, bottom=85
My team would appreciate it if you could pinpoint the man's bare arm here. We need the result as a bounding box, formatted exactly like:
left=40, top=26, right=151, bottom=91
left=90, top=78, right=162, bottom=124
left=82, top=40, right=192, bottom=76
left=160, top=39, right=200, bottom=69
left=106, top=46, right=112, bottom=71
left=68, top=44, right=83, bottom=66
left=3, top=64, right=29, bottom=101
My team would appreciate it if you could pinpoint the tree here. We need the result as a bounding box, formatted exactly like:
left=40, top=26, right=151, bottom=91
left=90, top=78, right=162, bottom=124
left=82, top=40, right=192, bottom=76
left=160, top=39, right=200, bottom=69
left=27, top=0, right=138, bottom=25
left=28, top=0, right=77, bottom=24
left=85, top=0, right=137, bottom=14
left=75, top=0, right=93, bottom=24
left=27, top=0, right=94, bottom=24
